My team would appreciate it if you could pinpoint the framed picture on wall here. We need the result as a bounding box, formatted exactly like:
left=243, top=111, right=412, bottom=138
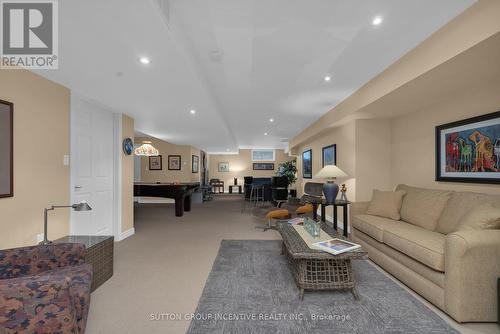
left=149, top=155, right=162, bottom=170
left=168, top=155, right=181, bottom=170
left=322, top=144, right=337, bottom=167
left=253, top=163, right=274, bottom=170
left=192, top=155, right=199, bottom=173
left=436, top=110, right=500, bottom=184
left=302, top=149, right=312, bottom=179
left=0, top=99, right=13, bottom=198
left=218, top=162, right=229, bottom=172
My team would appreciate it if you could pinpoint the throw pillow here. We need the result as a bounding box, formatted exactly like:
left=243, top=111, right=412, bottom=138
left=366, top=190, right=406, bottom=220
left=456, top=203, right=500, bottom=231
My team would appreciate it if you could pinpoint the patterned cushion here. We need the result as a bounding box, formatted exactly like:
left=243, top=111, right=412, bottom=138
left=0, top=243, right=85, bottom=279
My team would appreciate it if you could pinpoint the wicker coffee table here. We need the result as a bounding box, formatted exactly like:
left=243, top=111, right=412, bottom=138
left=277, top=221, right=367, bottom=300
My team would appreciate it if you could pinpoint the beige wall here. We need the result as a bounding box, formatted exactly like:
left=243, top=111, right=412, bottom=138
left=391, top=85, right=500, bottom=195
left=295, top=122, right=356, bottom=199
left=0, top=70, right=70, bottom=249
left=122, top=115, right=135, bottom=232
left=208, top=149, right=294, bottom=189
left=136, top=136, right=201, bottom=183
left=355, top=119, right=392, bottom=201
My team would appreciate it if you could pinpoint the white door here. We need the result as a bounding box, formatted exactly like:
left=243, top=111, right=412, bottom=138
left=70, top=95, right=114, bottom=235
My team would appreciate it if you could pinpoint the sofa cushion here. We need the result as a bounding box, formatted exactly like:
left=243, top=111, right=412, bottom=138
left=396, top=184, right=452, bottom=231
left=455, top=203, right=500, bottom=231
left=436, top=191, right=500, bottom=234
left=366, top=189, right=406, bottom=220
left=383, top=223, right=446, bottom=272
left=352, top=214, right=402, bottom=242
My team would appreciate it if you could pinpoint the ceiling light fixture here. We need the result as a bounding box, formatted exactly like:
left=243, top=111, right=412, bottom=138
left=139, top=56, right=151, bottom=65
left=190, top=109, right=196, bottom=115
left=264, top=132, right=268, bottom=136
left=372, top=16, right=383, bottom=26
left=269, top=118, right=274, bottom=123
left=134, top=141, right=159, bottom=156
left=324, top=76, right=331, bottom=82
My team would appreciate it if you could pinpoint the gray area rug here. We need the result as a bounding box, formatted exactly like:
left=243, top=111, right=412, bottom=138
left=188, top=240, right=458, bottom=334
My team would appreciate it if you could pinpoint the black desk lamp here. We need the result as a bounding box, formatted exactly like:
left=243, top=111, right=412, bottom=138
left=40, top=201, right=92, bottom=245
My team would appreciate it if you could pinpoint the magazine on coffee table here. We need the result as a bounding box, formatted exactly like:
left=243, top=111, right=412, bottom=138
left=312, top=238, right=361, bottom=255
left=287, top=217, right=304, bottom=225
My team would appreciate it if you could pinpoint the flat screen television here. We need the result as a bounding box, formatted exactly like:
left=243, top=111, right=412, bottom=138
left=0, top=99, right=13, bottom=198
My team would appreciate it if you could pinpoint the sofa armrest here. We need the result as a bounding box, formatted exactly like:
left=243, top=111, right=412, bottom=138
left=0, top=275, right=79, bottom=333
left=349, top=201, right=370, bottom=221
left=444, top=229, right=500, bottom=322
left=0, top=243, right=86, bottom=279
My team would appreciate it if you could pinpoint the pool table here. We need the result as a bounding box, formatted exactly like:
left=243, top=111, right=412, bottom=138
left=134, top=182, right=200, bottom=217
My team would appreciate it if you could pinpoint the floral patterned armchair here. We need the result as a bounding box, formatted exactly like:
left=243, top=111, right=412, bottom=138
left=0, top=243, right=93, bottom=334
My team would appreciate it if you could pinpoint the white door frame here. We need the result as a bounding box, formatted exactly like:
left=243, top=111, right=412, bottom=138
left=70, top=92, right=122, bottom=239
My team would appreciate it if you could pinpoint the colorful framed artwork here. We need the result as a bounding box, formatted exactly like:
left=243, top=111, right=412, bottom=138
left=0, top=99, right=13, bottom=198
left=436, top=111, right=500, bottom=184
left=302, top=149, right=312, bottom=179
left=253, top=163, right=274, bottom=170
left=322, top=144, right=337, bottom=167
left=149, top=155, right=162, bottom=170
left=218, top=162, right=229, bottom=172
left=192, top=155, right=199, bottom=173
left=168, top=155, right=181, bottom=170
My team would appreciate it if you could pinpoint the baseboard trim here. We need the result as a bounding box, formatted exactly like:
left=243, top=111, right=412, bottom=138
left=118, top=227, right=135, bottom=241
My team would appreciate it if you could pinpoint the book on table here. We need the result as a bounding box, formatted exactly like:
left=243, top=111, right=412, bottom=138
left=312, top=238, right=361, bottom=255
left=287, top=217, right=304, bottom=225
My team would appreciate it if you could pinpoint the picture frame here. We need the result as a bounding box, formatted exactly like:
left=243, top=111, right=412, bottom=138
left=302, top=149, right=312, bottom=179
left=435, top=110, right=500, bottom=184
left=149, top=155, right=162, bottom=170
left=192, top=155, right=199, bottom=173
left=322, top=144, right=337, bottom=167
left=168, top=155, right=181, bottom=170
left=218, top=162, right=229, bottom=172
left=0, top=99, right=13, bottom=198
left=253, top=163, right=274, bottom=170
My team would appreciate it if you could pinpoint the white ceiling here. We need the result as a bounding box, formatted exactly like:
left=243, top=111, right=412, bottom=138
left=36, top=0, right=475, bottom=153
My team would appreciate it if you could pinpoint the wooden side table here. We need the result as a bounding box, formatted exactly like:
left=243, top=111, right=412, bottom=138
left=55, top=235, right=114, bottom=292
left=320, top=200, right=351, bottom=238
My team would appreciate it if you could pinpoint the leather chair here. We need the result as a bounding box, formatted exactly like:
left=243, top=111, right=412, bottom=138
left=271, top=176, right=288, bottom=207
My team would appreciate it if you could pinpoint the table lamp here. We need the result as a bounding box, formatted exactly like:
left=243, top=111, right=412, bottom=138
left=40, top=201, right=92, bottom=245
left=315, top=165, right=347, bottom=203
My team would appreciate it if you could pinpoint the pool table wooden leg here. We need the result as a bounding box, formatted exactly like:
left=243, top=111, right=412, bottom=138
left=175, top=197, right=184, bottom=217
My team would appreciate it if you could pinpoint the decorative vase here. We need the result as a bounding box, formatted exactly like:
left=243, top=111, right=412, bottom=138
left=323, top=181, right=339, bottom=203
left=234, top=177, right=237, bottom=185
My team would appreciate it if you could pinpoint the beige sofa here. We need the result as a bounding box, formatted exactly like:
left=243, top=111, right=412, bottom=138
left=351, top=184, right=500, bottom=323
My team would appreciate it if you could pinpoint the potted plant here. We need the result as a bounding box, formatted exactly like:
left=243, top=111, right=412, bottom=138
left=276, top=159, right=298, bottom=197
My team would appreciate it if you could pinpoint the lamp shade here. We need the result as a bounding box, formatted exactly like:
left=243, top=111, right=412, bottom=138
left=134, top=141, right=159, bottom=156
left=315, top=165, right=347, bottom=179
left=72, top=201, right=92, bottom=211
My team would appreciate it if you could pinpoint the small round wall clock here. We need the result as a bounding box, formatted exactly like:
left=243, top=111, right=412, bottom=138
left=122, top=138, right=133, bottom=155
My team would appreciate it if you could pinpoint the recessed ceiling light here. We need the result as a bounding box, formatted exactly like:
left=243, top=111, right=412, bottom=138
left=139, top=56, right=151, bottom=65
left=269, top=118, right=274, bottom=123
left=324, top=76, right=331, bottom=82
left=189, top=109, right=196, bottom=115
left=372, top=16, right=383, bottom=26
left=264, top=132, right=268, bottom=136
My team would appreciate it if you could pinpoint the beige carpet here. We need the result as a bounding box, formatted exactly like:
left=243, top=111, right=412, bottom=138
left=86, top=195, right=498, bottom=334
